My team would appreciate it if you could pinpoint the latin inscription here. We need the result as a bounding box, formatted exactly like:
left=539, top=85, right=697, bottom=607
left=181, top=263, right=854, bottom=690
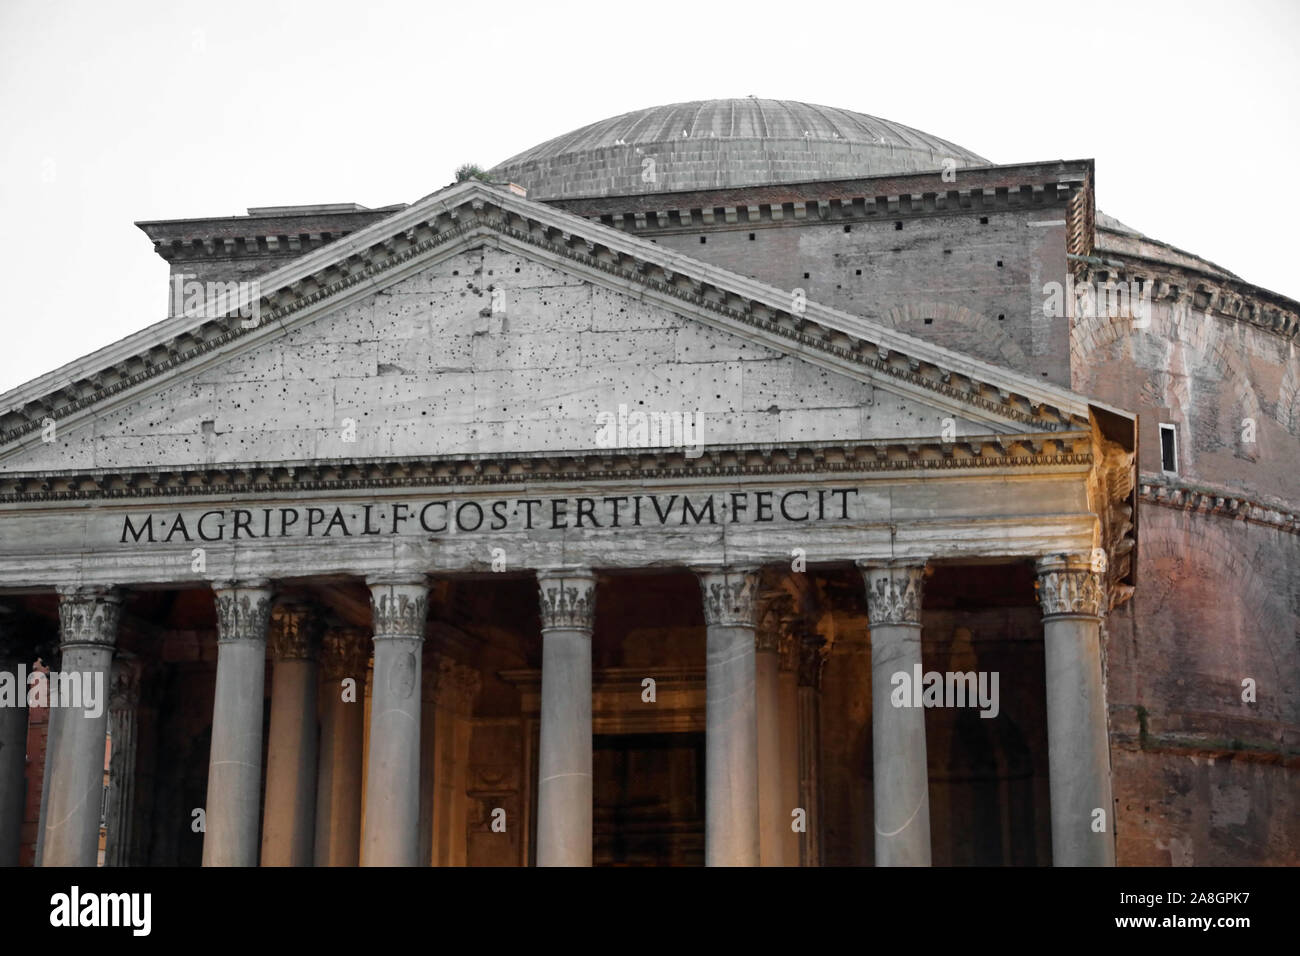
left=118, top=488, right=861, bottom=544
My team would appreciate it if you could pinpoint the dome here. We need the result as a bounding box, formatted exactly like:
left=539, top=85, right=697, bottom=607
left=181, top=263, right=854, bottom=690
left=489, top=98, right=990, bottom=200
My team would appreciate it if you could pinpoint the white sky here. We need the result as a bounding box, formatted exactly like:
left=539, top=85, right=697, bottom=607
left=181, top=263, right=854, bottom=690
left=1, top=0, right=1296, bottom=394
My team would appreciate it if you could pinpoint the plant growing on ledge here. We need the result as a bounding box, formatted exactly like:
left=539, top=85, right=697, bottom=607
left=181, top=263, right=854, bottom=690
left=455, top=163, right=492, bottom=183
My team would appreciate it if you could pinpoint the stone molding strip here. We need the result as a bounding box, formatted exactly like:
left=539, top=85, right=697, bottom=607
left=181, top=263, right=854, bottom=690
left=1140, top=475, right=1300, bottom=535
left=0, top=434, right=1093, bottom=504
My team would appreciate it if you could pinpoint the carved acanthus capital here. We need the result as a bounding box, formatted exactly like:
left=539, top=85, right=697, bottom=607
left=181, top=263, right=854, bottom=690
left=755, top=593, right=793, bottom=653
left=367, top=578, right=429, bottom=641
left=1035, top=555, right=1105, bottom=619
left=56, top=586, right=123, bottom=649
left=212, top=580, right=273, bottom=644
left=269, top=603, right=324, bottom=660
left=319, top=627, right=370, bottom=682
left=537, top=569, right=596, bottom=631
left=858, top=563, right=926, bottom=627
left=695, top=567, right=760, bottom=628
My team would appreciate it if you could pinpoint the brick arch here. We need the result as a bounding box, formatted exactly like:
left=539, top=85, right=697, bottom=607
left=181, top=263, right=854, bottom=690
left=1073, top=304, right=1263, bottom=457
left=883, top=301, right=1028, bottom=370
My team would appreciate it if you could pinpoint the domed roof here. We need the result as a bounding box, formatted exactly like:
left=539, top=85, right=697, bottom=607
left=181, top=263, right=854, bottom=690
left=489, top=98, right=989, bottom=200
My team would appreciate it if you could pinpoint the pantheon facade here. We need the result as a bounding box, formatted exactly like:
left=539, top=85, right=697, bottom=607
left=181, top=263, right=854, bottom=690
left=0, top=100, right=1294, bottom=867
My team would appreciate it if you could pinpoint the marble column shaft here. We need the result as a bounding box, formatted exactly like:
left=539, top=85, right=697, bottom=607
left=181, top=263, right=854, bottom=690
left=535, top=569, right=596, bottom=867
left=1036, top=555, right=1116, bottom=867
left=203, top=581, right=273, bottom=867
left=261, top=604, right=322, bottom=866
left=315, top=627, right=369, bottom=866
left=43, top=587, right=121, bottom=867
left=777, top=637, right=800, bottom=867
left=861, top=562, right=931, bottom=867
left=696, top=567, right=761, bottom=867
left=361, top=577, right=428, bottom=867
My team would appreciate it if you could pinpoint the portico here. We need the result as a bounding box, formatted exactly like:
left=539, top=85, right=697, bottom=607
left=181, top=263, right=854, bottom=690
left=0, top=180, right=1136, bottom=866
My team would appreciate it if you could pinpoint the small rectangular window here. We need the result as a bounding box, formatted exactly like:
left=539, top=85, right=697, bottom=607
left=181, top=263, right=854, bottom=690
left=1160, top=423, right=1178, bottom=474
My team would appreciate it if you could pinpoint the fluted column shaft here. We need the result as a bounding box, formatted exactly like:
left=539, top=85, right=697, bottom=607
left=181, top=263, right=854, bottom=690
left=535, top=569, right=596, bottom=867
left=695, top=567, right=761, bottom=867
left=43, top=587, right=121, bottom=867
left=861, top=562, right=931, bottom=867
left=261, top=604, right=321, bottom=866
left=314, top=627, right=368, bottom=866
left=203, top=581, right=273, bottom=866
left=362, top=577, right=428, bottom=866
left=1036, top=554, right=1115, bottom=867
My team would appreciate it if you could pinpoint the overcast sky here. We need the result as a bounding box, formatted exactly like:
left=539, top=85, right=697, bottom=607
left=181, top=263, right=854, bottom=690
left=1, top=0, right=1296, bottom=394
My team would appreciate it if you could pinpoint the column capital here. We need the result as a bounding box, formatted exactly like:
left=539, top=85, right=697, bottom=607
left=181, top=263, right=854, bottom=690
left=367, top=579, right=428, bottom=641
left=212, top=581, right=274, bottom=644
left=536, top=568, right=597, bottom=631
left=1035, top=554, right=1105, bottom=620
left=269, top=603, right=324, bottom=661
left=693, top=566, right=760, bottom=628
left=319, top=627, right=370, bottom=682
left=755, top=593, right=794, bottom=653
left=857, top=561, right=927, bottom=628
left=55, top=586, right=123, bottom=649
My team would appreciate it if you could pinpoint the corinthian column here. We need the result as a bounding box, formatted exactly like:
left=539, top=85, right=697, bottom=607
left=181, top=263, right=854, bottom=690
left=361, top=576, right=428, bottom=866
left=261, top=604, right=322, bottom=866
left=314, top=626, right=369, bottom=867
left=0, top=615, right=30, bottom=867
left=43, top=586, right=121, bottom=867
left=695, top=566, right=761, bottom=867
left=796, top=628, right=827, bottom=867
left=860, top=561, right=931, bottom=867
left=535, top=568, right=596, bottom=867
left=203, top=580, right=273, bottom=867
left=1036, top=554, right=1115, bottom=867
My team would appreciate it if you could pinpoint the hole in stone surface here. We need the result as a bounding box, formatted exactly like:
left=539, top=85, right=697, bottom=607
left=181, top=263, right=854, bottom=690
left=803, top=272, right=810, bottom=279
left=749, top=233, right=755, bottom=240
left=844, top=225, right=852, bottom=233
left=924, top=318, right=933, bottom=325
left=998, top=314, right=1005, bottom=321
left=979, top=216, right=989, bottom=225
left=997, top=260, right=1003, bottom=267
left=894, top=221, right=903, bottom=230
left=855, top=269, right=862, bottom=275
left=699, top=236, right=707, bottom=244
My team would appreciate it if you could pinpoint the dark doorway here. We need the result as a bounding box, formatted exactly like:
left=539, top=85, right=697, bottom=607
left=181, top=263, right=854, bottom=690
left=593, top=732, right=704, bottom=866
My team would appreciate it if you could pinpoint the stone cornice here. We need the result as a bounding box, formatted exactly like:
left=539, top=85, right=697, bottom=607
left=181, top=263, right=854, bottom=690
left=546, top=160, right=1091, bottom=234
left=1139, top=475, right=1300, bottom=535
left=0, top=434, right=1093, bottom=505
left=0, top=182, right=1100, bottom=454
left=1075, top=256, right=1300, bottom=342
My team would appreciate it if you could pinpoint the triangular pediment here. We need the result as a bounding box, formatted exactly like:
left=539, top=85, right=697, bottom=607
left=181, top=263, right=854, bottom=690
left=0, top=181, right=1096, bottom=474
